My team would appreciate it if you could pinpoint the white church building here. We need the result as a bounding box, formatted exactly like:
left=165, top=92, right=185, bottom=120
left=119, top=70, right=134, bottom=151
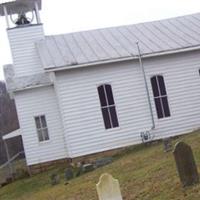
left=1, top=0, right=200, bottom=169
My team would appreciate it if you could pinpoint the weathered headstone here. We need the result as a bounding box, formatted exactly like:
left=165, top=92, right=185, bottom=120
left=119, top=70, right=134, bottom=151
left=95, top=157, right=113, bottom=168
left=163, top=137, right=172, bottom=152
left=82, top=163, right=94, bottom=173
left=65, top=168, right=74, bottom=181
left=75, top=166, right=83, bottom=177
left=50, top=173, right=60, bottom=186
left=96, top=173, right=122, bottom=200
left=173, top=142, right=199, bottom=187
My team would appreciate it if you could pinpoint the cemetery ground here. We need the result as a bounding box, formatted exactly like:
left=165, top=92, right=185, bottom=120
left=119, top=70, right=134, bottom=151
left=1, top=131, right=200, bottom=199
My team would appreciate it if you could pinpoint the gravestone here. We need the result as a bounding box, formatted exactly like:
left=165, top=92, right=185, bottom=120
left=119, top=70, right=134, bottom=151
left=82, top=163, right=94, bottom=173
left=95, top=157, right=113, bottom=168
left=163, top=137, right=173, bottom=152
left=65, top=168, right=74, bottom=181
left=75, top=166, right=83, bottom=177
left=96, top=173, right=122, bottom=200
left=50, top=173, right=60, bottom=186
left=173, top=142, right=199, bottom=187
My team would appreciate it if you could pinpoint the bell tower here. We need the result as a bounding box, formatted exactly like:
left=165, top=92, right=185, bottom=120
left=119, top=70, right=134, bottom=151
left=0, top=0, right=44, bottom=77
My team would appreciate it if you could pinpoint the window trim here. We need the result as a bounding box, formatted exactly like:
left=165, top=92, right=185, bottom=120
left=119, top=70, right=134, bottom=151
left=97, top=84, right=119, bottom=129
left=150, top=75, right=171, bottom=119
left=34, top=115, right=50, bottom=142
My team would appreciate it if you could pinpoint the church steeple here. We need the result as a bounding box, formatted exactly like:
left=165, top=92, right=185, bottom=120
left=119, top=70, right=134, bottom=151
left=0, top=0, right=42, bottom=28
left=0, top=0, right=44, bottom=77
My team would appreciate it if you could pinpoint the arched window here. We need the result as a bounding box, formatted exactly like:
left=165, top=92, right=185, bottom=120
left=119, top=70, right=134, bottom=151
left=151, top=75, right=171, bottom=119
left=97, top=84, right=119, bottom=129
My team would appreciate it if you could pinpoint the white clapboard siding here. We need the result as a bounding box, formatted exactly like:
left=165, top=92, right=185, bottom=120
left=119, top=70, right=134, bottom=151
left=55, top=50, right=200, bottom=158
left=14, top=86, right=68, bottom=165
left=145, top=50, right=200, bottom=139
left=7, top=25, right=44, bottom=77
left=56, top=60, right=153, bottom=158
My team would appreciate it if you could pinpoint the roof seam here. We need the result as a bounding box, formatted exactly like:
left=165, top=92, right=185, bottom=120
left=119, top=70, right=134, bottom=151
left=99, top=29, right=127, bottom=57
left=107, top=28, right=132, bottom=56
left=186, top=15, right=200, bottom=29
left=176, top=17, right=200, bottom=42
left=167, top=20, right=196, bottom=44
left=80, top=32, right=101, bottom=60
left=62, top=34, right=78, bottom=65
left=43, top=39, right=56, bottom=68
left=151, top=22, right=183, bottom=48
left=142, top=22, right=173, bottom=49
left=90, top=30, right=115, bottom=58
left=133, top=24, right=162, bottom=51
left=52, top=36, right=70, bottom=65
left=116, top=27, right=139, bottom=52
left=159, top=21, right=191, bottom=45
left=71, top=33, right=90, bottom=63
left=88, top=31, right=110, bottom=58
left=125, top=26, right=154, bottom=52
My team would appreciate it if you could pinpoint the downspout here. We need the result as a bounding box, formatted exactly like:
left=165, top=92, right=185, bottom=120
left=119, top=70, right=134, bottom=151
left=136, top=42, right=155, bottom=129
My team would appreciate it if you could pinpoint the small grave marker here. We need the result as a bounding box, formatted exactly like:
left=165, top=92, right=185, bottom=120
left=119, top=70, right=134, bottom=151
left=173, top=142, right=199, bottom=187
left=96, top=173, right=122, bottom=200
left=163, top=137, right=172, bottom=152
left=65, top=168, right=74, bottom=181
left=50, top=173, right=60, bottom=186
left=82, top=163, right=94, bottom=173
left=95, top=157, right=113, bottom=168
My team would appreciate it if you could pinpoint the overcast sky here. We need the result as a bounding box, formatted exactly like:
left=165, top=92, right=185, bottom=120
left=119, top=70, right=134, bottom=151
left=0, top=0, right=200, bottom=80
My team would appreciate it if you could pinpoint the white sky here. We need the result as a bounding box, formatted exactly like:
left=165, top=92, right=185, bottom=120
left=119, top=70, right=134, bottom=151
left=0, top=0, right=200, bottom=80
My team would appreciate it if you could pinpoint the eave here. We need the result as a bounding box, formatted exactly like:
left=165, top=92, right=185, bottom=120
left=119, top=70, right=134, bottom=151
left=44, top=45, right=200, bottom=73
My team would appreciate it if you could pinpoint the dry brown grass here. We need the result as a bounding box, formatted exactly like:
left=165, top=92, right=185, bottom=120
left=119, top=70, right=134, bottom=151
left=1, top=131, right=200, bottom=199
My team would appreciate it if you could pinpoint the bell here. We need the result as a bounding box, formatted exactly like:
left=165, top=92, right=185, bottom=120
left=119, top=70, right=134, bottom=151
left=15, top=13, right=30, bottom=25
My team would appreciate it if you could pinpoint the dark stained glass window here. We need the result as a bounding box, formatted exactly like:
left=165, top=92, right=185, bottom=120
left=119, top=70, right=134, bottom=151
left=151, top=75, right=171, bottom=119
left=97, top=84, right=119, bottom=129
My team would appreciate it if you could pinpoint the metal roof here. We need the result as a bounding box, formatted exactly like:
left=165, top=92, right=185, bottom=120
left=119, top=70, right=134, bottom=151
left=36, top=13, right=200, bottom=70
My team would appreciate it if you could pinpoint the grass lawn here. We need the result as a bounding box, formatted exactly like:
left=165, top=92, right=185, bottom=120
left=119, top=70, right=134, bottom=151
left=1, top=131, right=200, bottom=200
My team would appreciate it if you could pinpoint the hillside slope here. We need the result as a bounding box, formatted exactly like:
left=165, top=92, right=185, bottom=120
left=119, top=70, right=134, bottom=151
left=1, top=131, right=200, bottom=200
left=0, top=81, right=22, bottom=164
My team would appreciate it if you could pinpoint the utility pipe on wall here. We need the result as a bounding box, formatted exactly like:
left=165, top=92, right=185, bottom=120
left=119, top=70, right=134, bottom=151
left=136, top=42, right=155, bottom=129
